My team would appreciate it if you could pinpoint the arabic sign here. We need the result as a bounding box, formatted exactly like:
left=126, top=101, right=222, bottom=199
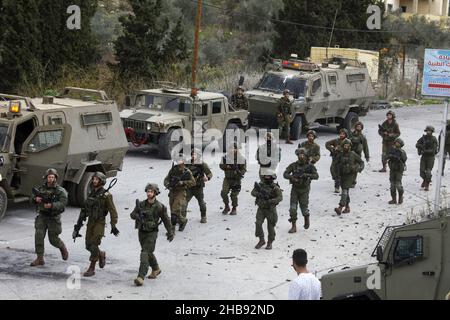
left=422, top=49, right=450, bottom=97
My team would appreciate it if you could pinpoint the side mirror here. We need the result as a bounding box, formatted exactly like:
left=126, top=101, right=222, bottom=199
left=376, top=246, right=383, bottom=262
left=125, top=96, right=132, bottom=108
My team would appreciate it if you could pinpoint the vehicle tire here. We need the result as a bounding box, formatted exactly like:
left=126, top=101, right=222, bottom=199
left=221, top=123, right=240, bottom=152
left=0, top=187, right=7, bottom=221
left=65, top=182, right=79, bottom=206
left=290, top=116, right=302, bottom=141
left=342, top=112, right=359, bottom=132
left=159, top=128, right=182, bottom=160
left=76, top=172, right=94, bottom=207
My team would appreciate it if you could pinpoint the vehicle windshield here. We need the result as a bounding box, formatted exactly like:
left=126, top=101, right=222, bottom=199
left=134, top=94, right=192, bottom=113
left=0, top=123, right=9, bottom=151
left=257, top=73, right=307, bottom=97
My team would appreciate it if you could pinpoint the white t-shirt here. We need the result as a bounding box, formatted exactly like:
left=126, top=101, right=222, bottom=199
left=288, top=273, right=321, bottom=300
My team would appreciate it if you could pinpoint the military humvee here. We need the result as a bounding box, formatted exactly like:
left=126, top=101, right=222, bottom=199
left=0, top=87, right=128, bottom=221
left=120, top=88, right=248, bottom=159
left=321, top=211, right=450, bottom=300
left=246, top=56, right=376, bottom=139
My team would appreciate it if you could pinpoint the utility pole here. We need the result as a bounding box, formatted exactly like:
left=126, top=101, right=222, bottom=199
left=434, top=99, right=449, bottom=217
left=191, top=0, right=203, bottom=97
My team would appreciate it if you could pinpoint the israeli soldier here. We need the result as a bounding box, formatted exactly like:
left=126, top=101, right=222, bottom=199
left=349, top=122, right=369, bottom=186
left=256, top=132, right=281, bottom=178
left=72, top=172, right=120, bottom=277
left=325, top=128, right=349, bottom=193
left=378, top=111, right=401, bottom=172
left=185, top=148, right=213, bottom=223
left=251, top=170, right=283, bottom=250
left=388, top=138, right=407, bottom=205
left=30, top=168, right=69, bottom=267
left=298, top=130, right=321, bottom=164
left=334, top=139, right=364, bottom=215
left=442, top=120, right=450, bottom=171
left=230, top=86, right=249, bottom=110
left=277, top=89, right=294, bottom=144
left=416, top=126, right=438, bottom=191
left=131, top=183, right=174, bottom=286
left=163, top=158, right=196, bottom=232
left=220, top=144, right=247, bottom=215
left=283, top=148, right=319, bottom=233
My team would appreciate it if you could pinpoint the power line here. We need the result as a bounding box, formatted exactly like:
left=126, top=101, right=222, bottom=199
left=190, top=0, right=411, bottom=34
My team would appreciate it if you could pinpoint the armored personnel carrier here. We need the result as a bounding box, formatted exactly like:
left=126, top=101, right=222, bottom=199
left=246, top=56, right=376, bottom=140
left=0, top=87, right=128, bottom=220
left=120, top=87, right=248, bottom=159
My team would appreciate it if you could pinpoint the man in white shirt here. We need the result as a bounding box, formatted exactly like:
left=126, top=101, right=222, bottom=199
left=288, top=249, right=321, bottom=300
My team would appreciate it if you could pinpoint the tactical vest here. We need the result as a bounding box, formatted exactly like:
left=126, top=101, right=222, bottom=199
left=136, top=201, right=163, bottom=232
left=188, top=164, right=204, bottom=187
left=255, top=182, right=278, bottom=209
left=85, top=189, right=108, bottom=220
left=350, top=133, right=363, bottom=153
left=36, top=185, right=63, bottom=215
left=338, top=153, right=358, bottom=175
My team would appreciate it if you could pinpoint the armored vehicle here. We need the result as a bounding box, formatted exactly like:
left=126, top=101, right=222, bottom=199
left=120, top=88, right=248, bottom=159
left=321, top=211, right=450, bottom=300
left=0, top=87, right=128, bottom=221
left=246, top=56, right=376, bottom=140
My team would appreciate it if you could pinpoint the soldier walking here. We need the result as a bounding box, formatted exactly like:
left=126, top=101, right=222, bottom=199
left=277, top=89, right=294, bottom=144
left=388, top=138, right=407, bottom=205
left=230, top=86, right=249, bottom=110
left=283, top=148, right=319, bottom=233
left=325, top=128, right=349, bottom=193
left=298, top=130, right=321, bottom=164
left=220, top=144, right=247, bottom=215
left=416, top=126, right=438, bottom=191
left=251, top=170, right=283, bottom=250
left=334, top=140, right=364, bottom=215
left=378, top=111, right=400, bottom=172
left=30, top=168, right=69, bottom=266
left=131, top=183, right=174, bottom=286
left=186, top=148, right=213, bottom=223
left=72, top=172, right=120, bottom=277
left=256, top=132, right=281, bottom=178
left=164, top=158, right=195, bottom=232
left=349, top=122, right=369, bottom=186
left=442, top=120, right=450, bottom=171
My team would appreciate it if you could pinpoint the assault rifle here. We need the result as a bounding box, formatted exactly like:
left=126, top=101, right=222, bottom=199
left=254, top=182, right=272, bottom=201
left=167, top=171, right=191, bottom=190
left=32, top=187, right=57, bottom=204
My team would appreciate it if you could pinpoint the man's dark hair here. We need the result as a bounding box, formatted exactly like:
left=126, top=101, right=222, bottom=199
left=292, top=249, right=308, bottom=267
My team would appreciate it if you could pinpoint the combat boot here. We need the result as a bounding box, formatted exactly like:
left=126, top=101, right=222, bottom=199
left=222, top=204, right=230, bottom=215
left=179, top=219, right=188, bottom=231
left=83, top=261, right=96, bottom=277
left=265, top=241, right=273, bottom=250
left=200, top=216, right=207, bottom=223
left=148, top=268, right=161, bottom=279
left=286, top=139, right=293, bottom=145
left=134, top=277, right=144, bottom=286
left=255, top=237, right=266, bottom=249
left=30, top=255, right=45, bottom=267
left=421, top=180, right=426, bottom=188
left=334, top=206, right=343, bottom=215
left=424, top=182, right=430, bottom=191
left=230, top=207, right=237, bottom=215
left=288, top=222, right=297, bottom=233
left=99, top=251, right=106, bottom=269
left=379, top=161, right=387, bottom=172
left=59, top=244, right=69, bottom=261
left=343, top=206, right=350, bottom=214
left=303, top=216, right=310, bottom=230
left=389, top=191, right=397, bottom=205
left=398, top=191, right=404, bottom=204
left=334, top=185, right=340, bottom=193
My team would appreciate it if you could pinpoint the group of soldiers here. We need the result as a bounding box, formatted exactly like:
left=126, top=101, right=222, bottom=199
left=27, top=99, right=445, bottom=286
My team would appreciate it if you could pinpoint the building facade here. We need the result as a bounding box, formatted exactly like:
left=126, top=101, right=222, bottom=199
left=384, top=0, right=450, bottom=18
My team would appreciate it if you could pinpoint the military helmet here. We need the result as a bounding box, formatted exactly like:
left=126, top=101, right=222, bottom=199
left=145, top=183, right=160, bottom=195
left=283, top=89, right=290, bottom=94
left=354, top=121, right=364, bottom=130
left=386, top=110, right=396, bottom=118
left=342, top=138, right=352, bottom=146
left=339, top=128, right=349, bottom=137
left=295, top=148, right=307, bottom=156
left=92, top=172, right=106, bottom=185
left=424, top=125, right=435, bottom=133
left=43, top=168, right=58, bottom=179
left=394, top=137, right=404, bottom=147
left=262, top=169, right=277, bottom=179
left=306, top=130, right=317, bottom=139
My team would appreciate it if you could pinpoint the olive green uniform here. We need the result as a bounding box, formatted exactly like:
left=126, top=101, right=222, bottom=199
left=33, top=183, right=68, bottom=256
left=220, top=153, right=247, bottom=207
left=325, top=138, right=346, bottom=189
left=231, top=94, right=249, bottom=110
left=416, top=135, right=438, bottom=183
left=277, top=97, right=294, bottom=139
left=130, top=199, right=172, bottom=279
left=335, top=150, right=364, bottom=207
left=349, top=131, right=369, bottom=184
left=443, top=127, right=450, bottom=171
left=79, top=187, right=118, bottom=262
left=283, top=160, right=319, bottom=222
left=298, top=140, right=321, bottom=164
left=388, top=147, right=407, bottom=199
left=378, top=120, right=400, bottom=164
left=251, top=181, right=283, bottom=242
left=186, top=163, right=213, bottom=219
left=163, top=166, right=196, bottom=227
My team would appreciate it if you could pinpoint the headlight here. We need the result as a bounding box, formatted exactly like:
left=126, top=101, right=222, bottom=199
left=147, top=123, right=152, bottom=131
